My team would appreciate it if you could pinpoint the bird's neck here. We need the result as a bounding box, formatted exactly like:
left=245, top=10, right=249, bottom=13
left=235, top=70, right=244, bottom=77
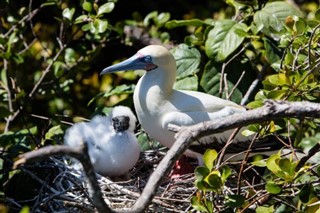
left=134, top=66, right=175, bottom=116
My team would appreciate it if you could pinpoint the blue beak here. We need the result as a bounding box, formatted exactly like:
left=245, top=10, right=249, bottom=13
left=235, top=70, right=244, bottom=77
left=101, top=54, right=145, bottom=75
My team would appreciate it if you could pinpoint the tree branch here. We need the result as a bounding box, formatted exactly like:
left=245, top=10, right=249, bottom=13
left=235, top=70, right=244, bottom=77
left=14, top=144, right=113, bottom=213
left=130, top=100, right=320, bottom=212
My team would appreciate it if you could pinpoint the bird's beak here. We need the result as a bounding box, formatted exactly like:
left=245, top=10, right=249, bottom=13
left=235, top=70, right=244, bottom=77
left=101, top=54, right=144, bottom=75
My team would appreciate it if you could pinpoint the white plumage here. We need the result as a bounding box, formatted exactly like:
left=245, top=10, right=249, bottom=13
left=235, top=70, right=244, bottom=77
left=101, top=45, right=250, bottom=163
left=64, top=106, right=140, bottom=177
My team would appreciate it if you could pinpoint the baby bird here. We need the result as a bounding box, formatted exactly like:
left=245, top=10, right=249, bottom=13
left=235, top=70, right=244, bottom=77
left=64, top=106, right=140, bottom=177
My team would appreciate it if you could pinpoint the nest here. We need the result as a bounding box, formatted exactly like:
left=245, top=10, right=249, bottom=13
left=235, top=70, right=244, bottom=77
left=4, top=148, right=197, bottom=212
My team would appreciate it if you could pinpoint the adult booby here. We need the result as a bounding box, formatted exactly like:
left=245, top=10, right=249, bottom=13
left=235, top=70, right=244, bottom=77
left=64, top=106, right=140, bottom=177
left=100, top=45, right=277, bottom=162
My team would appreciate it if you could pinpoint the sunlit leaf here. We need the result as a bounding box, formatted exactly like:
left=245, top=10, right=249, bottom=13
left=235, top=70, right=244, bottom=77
left=266, top=153, right=281, bottom=174
left=203, top=149, right=218, bottom=171
left=204, top=171, right=222, bottom=190
left=62, top=8, right=75, bottom=21
left=165, top=19, right=206, bottom=29
left=95, top=19, right=108, bottom=33
left=171, top=44, right=201, bottom=80
left=254, top=1, right=302, bottom=36
left=265, top=182, right=282, bottom=194
left=97, top=2, right=115, bottom=16
left=75, top=15, right=88, bottom=24
left=45, top=125, right=64, bottom=140
left=82, top=2, right=92, bottom=12
left=221, top=166, right=232, bottom=183
left=173, top=76, right=198, bottom=91
left=256, top=205, right=274, bottom=213
left=156, top=12, right=170, bottom=26
left=205, top=20, right=248, bottom=61
left=191, top=196, right=209, bottom=212
left=251, top=159, right=267, bottom=167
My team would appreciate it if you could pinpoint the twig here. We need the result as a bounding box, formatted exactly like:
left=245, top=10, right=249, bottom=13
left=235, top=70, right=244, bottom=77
left=219, top=43, right=250, bottom=97
left=296, top=142, right=320, bottom=170
left=3, top=58, right=13, bottom=133
left=130, top=100, right=320, bottom=212
left=215, top=128, right=240, bottom=168
left=227, top=70, right=245, bottom=100
left=14, top=144, right=113, bottom=213
left=237, top=133, right=259, bottom=195
left=307, top=24, right=320, bottom=68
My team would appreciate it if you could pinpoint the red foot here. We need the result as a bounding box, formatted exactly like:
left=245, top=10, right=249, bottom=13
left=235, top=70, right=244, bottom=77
left=169, top=155, right=196, bottom=178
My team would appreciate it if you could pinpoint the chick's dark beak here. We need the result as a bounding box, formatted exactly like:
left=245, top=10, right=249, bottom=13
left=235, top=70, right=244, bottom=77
left=112, top=116, right=130, bottom=132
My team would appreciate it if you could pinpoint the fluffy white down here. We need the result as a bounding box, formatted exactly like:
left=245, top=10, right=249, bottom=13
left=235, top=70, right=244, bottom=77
left=64, top=107, right=140, bottom=177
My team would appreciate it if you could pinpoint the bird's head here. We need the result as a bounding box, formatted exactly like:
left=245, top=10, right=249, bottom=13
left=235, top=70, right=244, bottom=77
left=100, top=45, right=175, bottom=75
left=110, top=106, right=137, bottom=132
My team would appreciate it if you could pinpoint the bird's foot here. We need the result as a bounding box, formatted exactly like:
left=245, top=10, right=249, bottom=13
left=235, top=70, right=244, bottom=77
left=169, top=155, right=196, bottom=179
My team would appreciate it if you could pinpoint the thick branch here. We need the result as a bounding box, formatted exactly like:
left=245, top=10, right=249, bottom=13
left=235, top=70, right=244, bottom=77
left=14, top=144, right=113, bottom=213
left=131, top=100, right=320, bottom=212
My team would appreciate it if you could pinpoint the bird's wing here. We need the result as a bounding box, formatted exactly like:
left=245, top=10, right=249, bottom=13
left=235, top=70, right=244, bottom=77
left=170, top=90, right=245, bottom=114
left=189, top=133, right=283, bottom=154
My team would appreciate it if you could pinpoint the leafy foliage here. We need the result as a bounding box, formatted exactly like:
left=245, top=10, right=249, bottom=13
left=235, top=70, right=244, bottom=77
left=1, top=0, right=320, bottom=212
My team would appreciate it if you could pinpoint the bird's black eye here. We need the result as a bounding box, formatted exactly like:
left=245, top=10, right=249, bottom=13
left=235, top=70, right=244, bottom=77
left=142, top=55, right=152, bottom=63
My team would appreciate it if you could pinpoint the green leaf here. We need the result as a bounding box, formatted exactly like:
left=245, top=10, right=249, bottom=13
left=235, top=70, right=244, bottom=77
left=62, top=8, right=75, bottom=21
left=143, top=11, right=158, bottom=26
left=45, top=125, right=64, bottom=140
left=191, top=196, right=209, bottom=212
left=251, top=159, right=267, bottom=167
left=194, top=166, right=210, bottom=181
left=171, top=44, right=201, bottom=80
left=256, top=206, right=274, bottom=213
left=103, top=84, right=135, bottom=98
left=97, top=2, right=115, bottom=16
left=203, top=149, right=218, bottom=171
left=165, top=19, right=206, bottom=29
left=299, top=134, right=320, bottom=152
left=225, top=195, right=245, bottom=208
left=200, top=60, right=220, bottom=94
left=205, top=20, right=248, bottom=61
left=204, top=171, right=222, bottom=190
left=221, top=166, right=232, bottom=183
left=156, top=12, right=170, bottom=26
left=266, top=153, right=281, bottom=174
left=263, top=37, right=281, bottom=64
left=295, top=19, right=306, bottom=34
left=253, top=1, right=302, bottom=36
left=95, top=19, right=108, bottom=33
left=173, top=76, right=198, bottom=91
left=299, top=184, right=315, bottom=203
left=265, top=182, right=282, bottom=194
left=200, top=60, right=242, bottom=103
left=82, top=2, right=92, bottom=12
left=19, top=206, right=30, bottom=213
left=75, top=15, right=88, bottom=24
left=315, top=8, right=320, bottom=21
left=267, top=90, right=287, bottom=100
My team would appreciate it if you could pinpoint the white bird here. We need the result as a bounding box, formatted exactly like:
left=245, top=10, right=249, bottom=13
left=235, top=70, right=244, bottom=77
left=100, top=45, right=262, bottom=163
left=64, top=106, right=140, bottom=177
